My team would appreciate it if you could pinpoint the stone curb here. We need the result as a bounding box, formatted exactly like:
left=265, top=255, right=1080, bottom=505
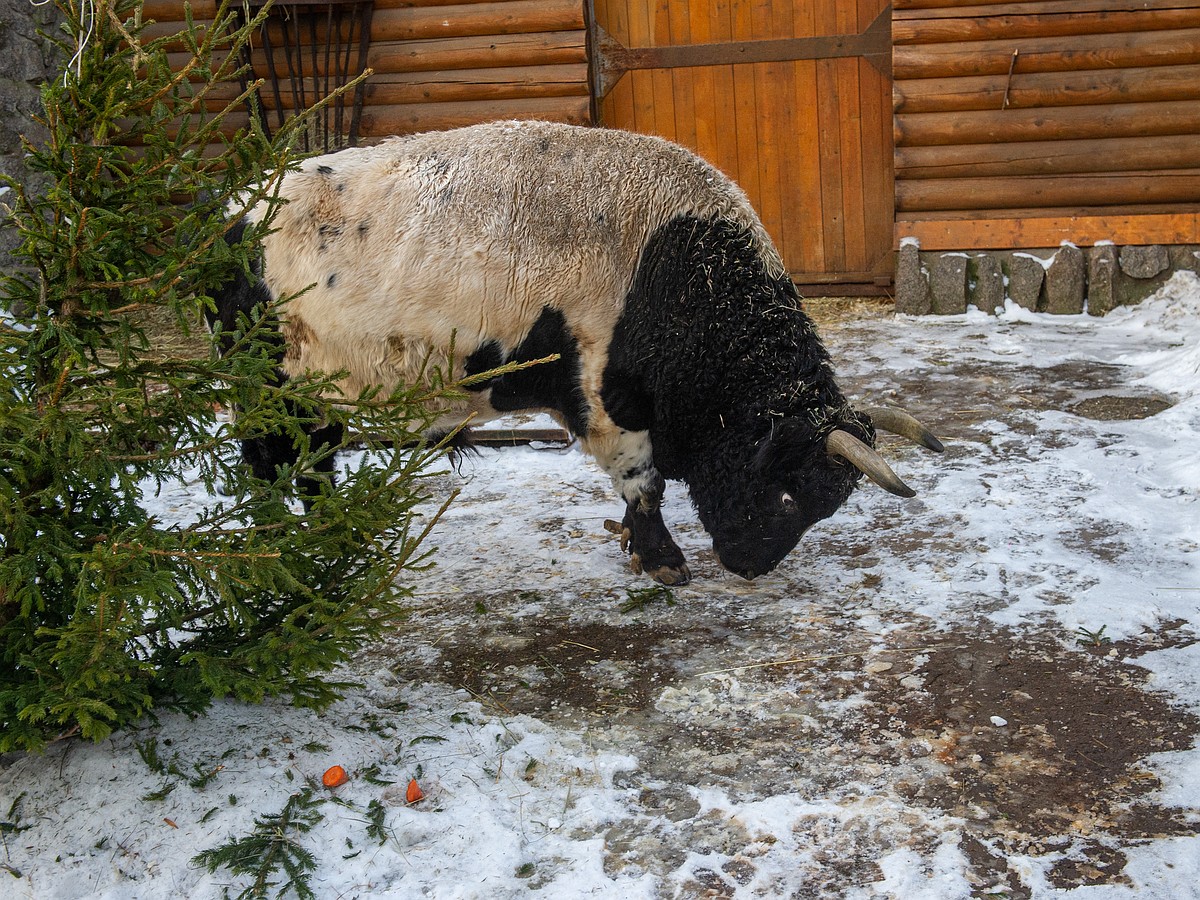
left=895, top=244, right=1200, bottom=316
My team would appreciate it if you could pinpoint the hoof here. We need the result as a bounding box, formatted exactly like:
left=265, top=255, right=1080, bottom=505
left=627, top=548, right=690, bottom=585
left=604, top=519, right=689, bottom=585
left=646, top=563, right=690, bottom=586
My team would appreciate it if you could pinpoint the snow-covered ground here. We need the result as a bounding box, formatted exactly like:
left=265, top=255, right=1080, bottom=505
left=2, top=276, right=1198, bottom=899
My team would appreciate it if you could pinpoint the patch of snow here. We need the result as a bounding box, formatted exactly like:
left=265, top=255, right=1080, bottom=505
left=1013, top=250, right=1057, bottom=270
left=3, top=276, right=1199, bottom=898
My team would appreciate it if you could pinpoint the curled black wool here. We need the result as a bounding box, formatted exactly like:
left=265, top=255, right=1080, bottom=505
left=602, top=214, right=874, bottom=578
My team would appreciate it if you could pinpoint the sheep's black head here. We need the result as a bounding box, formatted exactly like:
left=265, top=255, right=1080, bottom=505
left=691, top=409, right=942, bottom=580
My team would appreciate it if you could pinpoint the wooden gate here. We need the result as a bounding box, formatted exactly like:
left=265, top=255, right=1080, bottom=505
left=589, top=0, right=895, bottom=289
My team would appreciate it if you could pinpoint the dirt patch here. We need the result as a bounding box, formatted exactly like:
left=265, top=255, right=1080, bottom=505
left=1069, top=395, right=1173, bottom=420
left=863, top=624, right=1199, bottom=891
left=403, top=611, right=682, bottom=717
left=385, top=591, right=1198, bottom=895
left=823, top=328, right=1175, bottom=447
left=1111, top=618, right=1199, bottom=659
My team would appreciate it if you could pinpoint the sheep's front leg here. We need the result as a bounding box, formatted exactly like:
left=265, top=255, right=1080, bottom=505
left=594, top=428, right=690, bottom=586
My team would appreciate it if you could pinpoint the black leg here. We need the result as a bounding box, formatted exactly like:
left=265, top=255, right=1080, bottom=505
left=240, top=415, right=343, bottom=512
left=605, top=472, right=690, bottom=585
left=295, top=421, right=344, bottom=509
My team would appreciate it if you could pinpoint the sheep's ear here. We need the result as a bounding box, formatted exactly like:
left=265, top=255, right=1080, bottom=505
left=753, top=419, right=810, bottom=472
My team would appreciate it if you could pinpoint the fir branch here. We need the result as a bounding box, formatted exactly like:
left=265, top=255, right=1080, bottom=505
left=108, top=544, right=283, bottom=562
left=0, top=0, right=462, bottom=752
left=193, top=789, right=323, bottom=900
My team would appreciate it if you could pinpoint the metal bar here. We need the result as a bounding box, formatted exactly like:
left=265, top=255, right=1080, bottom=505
left=257, top=22, right=283, bottom=139
left=322, top=3, right=335, bottom=151
left=307, top=8, right=321, bottom=152
left=243, top=0, right=374, bottom=151
left=350, top=3, right=372, bottom=146
left=594, top=7, right=891, bottom=98
left=333, top=5, right=347, bottom=148
left=278, top=14, right=303, bottom=142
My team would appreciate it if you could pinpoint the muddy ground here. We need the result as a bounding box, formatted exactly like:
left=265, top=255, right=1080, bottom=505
left=334, top=298, right=1200, bottom=897
left=76, top=297, right=1196, bottom=897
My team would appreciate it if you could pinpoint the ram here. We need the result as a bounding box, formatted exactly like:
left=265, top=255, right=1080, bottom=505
left=208, top=120, right=942, bottom=585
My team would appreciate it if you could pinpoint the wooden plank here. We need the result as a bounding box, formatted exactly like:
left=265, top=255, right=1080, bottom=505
left=858, top=7, right=895, bottom=279
left=896, top=172, right=1200, bottom=212
left=816, top=57, right=846, bottom=271
left=839, top=0, right=867, bottom=268
left=850, top=2, right=887, bottom=274
left=894, top=63, right=1200, bottom=113
left=170, top=97, right=592, bottom=144
left=360, top=95, right=591, bottom=133
left=601, top=73, right=636, bottom=127
left=166, top=33, right=587, bottom=79
left=790, top=0, right=824, bottom=274
left=364, top=31, right=588, bottom=72
left=375, top=0, right=538, bottom=7
left=147, top=0, right=586, bottom=44
left=207, top=64, right=589, bottom=107
left=901, top=202, right=1193, bottom=219
left=361, top=72, right=588, bottom=104
left=792, top=269, right=895, bottom=287
left=895, top=0, right=1158, bottom=9
left=895, top=99, right=1200, bottom=146
left=731, top=0, right=761, bottom=208
left=834, top=6, right=866, bottom=271
left=145, top=0, right=1192, bottom=24
left=472, top=427, right=571, bottom=444
left=708, top=0, right=740, bottom=179
left=893, top=27, right=1200, bottom=79
left=650, top=0, right=678, bottom=139
left=893, top=8, right=1200, bottom=44
left=628, top=0, right=657, bottom=133
left=896, top=134, right=1200, bottom=179
left=685, top=4, right=720, bottom=165
left=894, top=0, right=1200, bottom=16
left=667, top=0, right=698, bottom=148
left=598, top=0, right=637, bottom=127
left=895, top=211, right=1200, bottom=249
left=144, top=0, right=533, bottom=15
left=750, top=0, right=784, bottom=251
left=365, top=1, right=586, bottom=42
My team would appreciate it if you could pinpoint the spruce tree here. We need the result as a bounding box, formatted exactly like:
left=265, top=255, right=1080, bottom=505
left=0, top=0, right=459, bottom=752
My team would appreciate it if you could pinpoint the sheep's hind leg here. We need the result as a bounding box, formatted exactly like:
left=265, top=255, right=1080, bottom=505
left=241, top=402, right=343, bottom=512
left=596, top=429, right=689, bottom=586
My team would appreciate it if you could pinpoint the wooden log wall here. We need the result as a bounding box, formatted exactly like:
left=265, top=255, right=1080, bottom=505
left=592, top=0, right=896, bottom=286
left=144, top=0, right=591, bottom=144
left=894, top=0, right=1200, bottom=250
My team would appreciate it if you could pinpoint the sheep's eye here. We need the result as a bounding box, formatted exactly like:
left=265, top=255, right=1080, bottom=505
left=780, top=492, right=796, bottom=512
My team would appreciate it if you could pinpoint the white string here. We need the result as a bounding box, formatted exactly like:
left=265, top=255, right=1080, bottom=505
left=42, top=0, right=98, bottom=86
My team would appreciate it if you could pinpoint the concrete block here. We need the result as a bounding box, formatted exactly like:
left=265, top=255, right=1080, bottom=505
left=1006, top=254, right=1046, bottom=311
left=1086, top=245, right=1118, bottom=316
left=894, top=243, right=931, bottom=315
left=1044, top=244, right=1085, bottom=314
left=929, top=253, right=968, bottom=315
left=968, top=254, right=1004, bottom=314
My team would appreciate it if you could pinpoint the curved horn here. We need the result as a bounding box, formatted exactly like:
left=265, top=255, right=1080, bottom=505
left=826, top=430, right=917, bottom=498
left=862, top=406, right=945, bottom=453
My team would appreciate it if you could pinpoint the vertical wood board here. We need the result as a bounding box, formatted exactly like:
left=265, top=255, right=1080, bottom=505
left=594, top=0, right=895, bottom=284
